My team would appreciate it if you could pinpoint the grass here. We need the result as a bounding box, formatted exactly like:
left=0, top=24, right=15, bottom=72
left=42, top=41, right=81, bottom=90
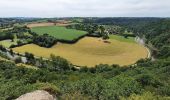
left=0, top=35, right=18, bottom=48
left=31, top=26, right=87, bottom=41
left=13, top=37, right=148, bottom=67
left=109, top=35, right=135, bottom=43
left=0, top=40, right=17, bottom=48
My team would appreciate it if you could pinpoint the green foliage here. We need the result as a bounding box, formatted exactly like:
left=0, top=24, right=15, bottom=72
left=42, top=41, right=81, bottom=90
left=49, top=54, right=71, bottom=71
left=0, top=18, right=170, bottom=100
left=14, top=57, right=22, bottom=64
left=25, top=52, right=36, bottom=65
left=134, top=19, right=170, bottom=58
left=0, top=31, right=13, bottom=40
left=136, top=74, right=162, bottom=87
left=33, top=34, right=57, bottom=48
left=0, top=45, right=7, bottom=52
left=0, top=56, right=169, bottom=99
left=61, top=76, right=141, bottom=100
left=104, top=25, right=125, bottom=34
left=121, top=91, right=169, bottom=100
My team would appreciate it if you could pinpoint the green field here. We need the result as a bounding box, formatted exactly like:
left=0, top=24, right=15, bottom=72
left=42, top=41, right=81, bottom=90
left=31, top=26, right=87, bottom=41
left=109, top=35, right=135, bottom=43
left=0, top=40, right=17, bottom=48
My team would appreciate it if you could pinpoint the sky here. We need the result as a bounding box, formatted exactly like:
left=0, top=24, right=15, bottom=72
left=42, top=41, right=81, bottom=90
left=0, top=0, right=170, bottom=17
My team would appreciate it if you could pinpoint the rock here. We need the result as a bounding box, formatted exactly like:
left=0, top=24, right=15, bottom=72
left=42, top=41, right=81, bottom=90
left=16, top=90, right=56, bottom=100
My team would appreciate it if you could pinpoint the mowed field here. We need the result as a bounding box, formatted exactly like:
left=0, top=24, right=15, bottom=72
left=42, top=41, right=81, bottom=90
left=13, top=36, right=148, bottom=67
left=31, top=26, right=87, bottom=41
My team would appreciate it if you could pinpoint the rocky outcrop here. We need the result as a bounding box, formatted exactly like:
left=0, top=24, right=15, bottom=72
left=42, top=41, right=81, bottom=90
left=16, top=90, right=56, bottom=100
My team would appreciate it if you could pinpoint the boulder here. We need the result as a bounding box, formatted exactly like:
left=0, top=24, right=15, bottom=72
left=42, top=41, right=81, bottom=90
left=16, top=90, right=56, bottom=100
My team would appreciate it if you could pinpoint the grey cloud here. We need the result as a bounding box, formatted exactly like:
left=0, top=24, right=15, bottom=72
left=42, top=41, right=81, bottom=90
left=0, top=0, right=170, bottom=17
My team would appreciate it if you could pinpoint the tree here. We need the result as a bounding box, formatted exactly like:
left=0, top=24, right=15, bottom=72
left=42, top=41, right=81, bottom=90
left=25, top=52, right=34, bottom=60
left=9, top=49, right=14, bottom=56
left=102, top=31, right=109, bottom=40
left=14, top=57, right=22, bottom=64
left=33, top=34, right=57, bottom=48
left=99, top=25, right=105, bottom=35
left=25, top=52, right=35, bottom=64
left=49, top=54, right=70, bottom=71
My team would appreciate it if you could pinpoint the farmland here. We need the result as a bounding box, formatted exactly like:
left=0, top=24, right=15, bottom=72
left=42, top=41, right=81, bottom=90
left=27, top=21, right=73, bottom=28
left=109, top=35, right=135, bottom=43
left=13, top=36, right=148, bottom=67
left=31, top=26, right=87, bottom=41
left=1, top=17, right=170, bottom=100
left=27, top=22, right=55, bottom=28
left=0, top=40, right=17, bottom=48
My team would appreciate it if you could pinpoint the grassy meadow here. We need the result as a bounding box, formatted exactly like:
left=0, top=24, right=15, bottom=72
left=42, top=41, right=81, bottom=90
left=109, top=35, right=135, bottom=43
left=13, top=36, right=148, bottom=67
left=31, top=26, right=87, bottom=41
left=0, top=34, right=18, bottom=48
left=0, top=40, right=17, bottom=48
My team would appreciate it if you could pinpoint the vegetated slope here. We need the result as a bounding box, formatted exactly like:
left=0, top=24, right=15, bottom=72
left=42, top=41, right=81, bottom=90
left=124, top=19, right=170, bottom=58
left=0, top=18, right=170, bottom=100
left=0, top=56, right=169, bottom=100
left=84, top=17, right=161, bottom=31
left=13, top=36, right=148, bottom=66
left=31, top=26, right=87, bottom=41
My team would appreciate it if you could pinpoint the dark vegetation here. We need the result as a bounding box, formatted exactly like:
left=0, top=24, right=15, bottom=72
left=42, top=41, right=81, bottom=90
left=67, top=24, right=110, bottom=40
left=83, top=17, right=162, bottom=31
left=0, top=25, right=58, bottom=48
left=0, top=31, right=13, bottom=40
left=0, top=18, right=41, bottom=29
left=0, top=18, right=169, bottom=100
left=67, top=23, right=101, bottom=37
left=33, top=34, right=57, bottom=48
left=0, top=56, right=169, bottom=99
left=141, top=19, right=170, bottom=58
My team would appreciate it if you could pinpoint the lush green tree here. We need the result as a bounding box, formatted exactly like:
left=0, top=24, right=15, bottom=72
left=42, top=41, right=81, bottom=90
left=33, top=34, right=57, bottom=48
left=14, top=57, right=22, bottom=64
left=49, top=54, right=71, bottom=71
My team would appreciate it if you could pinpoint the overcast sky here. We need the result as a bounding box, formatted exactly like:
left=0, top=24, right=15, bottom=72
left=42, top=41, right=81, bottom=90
left=0, top=0, right=170, bottom=17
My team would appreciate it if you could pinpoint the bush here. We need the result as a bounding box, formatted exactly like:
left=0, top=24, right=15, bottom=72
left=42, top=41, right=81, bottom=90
left=14, top=57, right=22, bottom=64
left=33, top=34, right=57, bottom=48
left=62, top=76, right=141, bottom=100
left=136, top=74, right=162, bottom=87
left=48, top=54, right=71, bottom=71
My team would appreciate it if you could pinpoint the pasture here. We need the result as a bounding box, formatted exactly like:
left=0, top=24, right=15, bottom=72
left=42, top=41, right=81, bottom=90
left=0, top=39, right=17, bottom=48
left=31, top=26, right=87, bottom=41
left=13, top=36, right=148, bottom=67
left=0, top=34, right=18, bottom=48
left=109, top=35, right=135, bottom=43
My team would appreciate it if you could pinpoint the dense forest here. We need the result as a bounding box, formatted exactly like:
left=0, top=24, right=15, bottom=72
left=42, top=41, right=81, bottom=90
left=0, top=18, right=170, bottom=100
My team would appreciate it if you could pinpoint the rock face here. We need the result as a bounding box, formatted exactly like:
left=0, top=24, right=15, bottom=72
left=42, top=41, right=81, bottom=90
left=16, top=90, right=56, bottom=100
